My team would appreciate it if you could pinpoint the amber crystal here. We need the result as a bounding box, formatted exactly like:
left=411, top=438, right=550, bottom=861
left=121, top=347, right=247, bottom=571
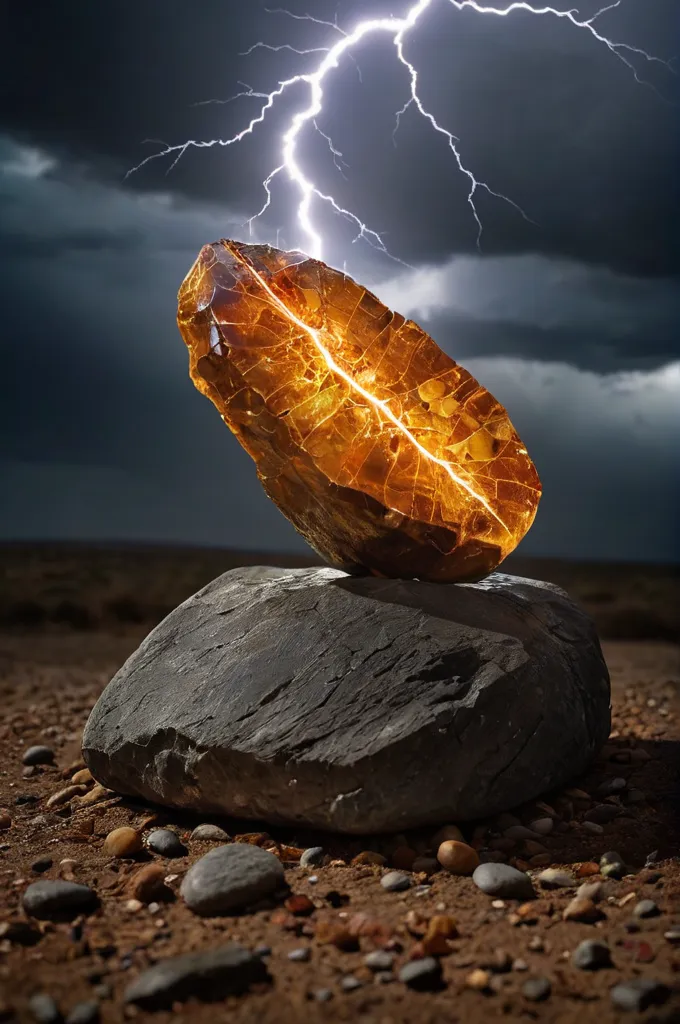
left=177, top=240, right=541, bottom=582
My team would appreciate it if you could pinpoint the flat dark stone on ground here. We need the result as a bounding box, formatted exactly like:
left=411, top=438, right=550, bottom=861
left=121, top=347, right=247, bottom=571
left=22, top=881, right=99, bottom=921
left=83, top=566, right=610, bottom=832
left=123, top=944, right=270, bottom=1009
left=472, top=863, right=535, bottom=901
left=180, top=843, right=285, bottom=916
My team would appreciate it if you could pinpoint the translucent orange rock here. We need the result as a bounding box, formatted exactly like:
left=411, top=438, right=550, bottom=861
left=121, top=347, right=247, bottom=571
left=177, top=240, right=541, bottom=582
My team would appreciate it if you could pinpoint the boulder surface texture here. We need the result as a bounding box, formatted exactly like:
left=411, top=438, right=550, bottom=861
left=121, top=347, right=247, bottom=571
left=83, top=566, right=610, bottom=833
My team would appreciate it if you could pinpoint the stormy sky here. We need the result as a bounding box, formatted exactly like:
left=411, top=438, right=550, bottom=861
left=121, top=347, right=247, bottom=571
left=1, top=0, right=678, bottom=562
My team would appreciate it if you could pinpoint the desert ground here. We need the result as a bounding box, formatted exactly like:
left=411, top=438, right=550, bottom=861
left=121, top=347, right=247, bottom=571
left=0, top=544, right=679, bottom=1023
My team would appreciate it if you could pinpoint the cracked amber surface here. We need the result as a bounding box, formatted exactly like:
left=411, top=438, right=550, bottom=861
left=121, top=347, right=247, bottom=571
left=177, top=240, right=541, bottom=582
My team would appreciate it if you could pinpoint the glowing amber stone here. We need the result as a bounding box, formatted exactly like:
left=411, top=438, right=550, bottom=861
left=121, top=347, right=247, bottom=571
left=177, top=240, right=541, bottom=582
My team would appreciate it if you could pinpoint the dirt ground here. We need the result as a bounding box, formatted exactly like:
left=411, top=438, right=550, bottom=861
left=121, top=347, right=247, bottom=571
left=1, top=556, right=679, bottom=1023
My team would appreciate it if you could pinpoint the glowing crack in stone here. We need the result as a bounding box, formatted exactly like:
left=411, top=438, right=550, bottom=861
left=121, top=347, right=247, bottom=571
left=178, top=240, right=541, bottom=582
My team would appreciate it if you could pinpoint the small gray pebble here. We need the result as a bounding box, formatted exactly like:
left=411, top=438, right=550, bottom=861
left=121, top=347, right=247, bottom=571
left=190, top=824, right=230, bottom=842
left=599, top=851, right=626, bottom=879
left=596, top=777, right=626, bottom=797
left=582, top=821, right=604, bottom=835
left=472, top=863, right=535, bottom=901
left=398, top=957, right=442, bottom=991
left=528, top=818, right=553, bottom=835
left=92, top=986, right=110, bottom=1001
left=522, top=977, right=551, bottom=1002
left=288, top=947, right=311, bottom=962
left=22, top=881, right=98, bottom=921
left=571, top=939, right=612, bottom=970
left=65, top=1001, right=99, bottom=1024
left=29, top=994, right=62, bottom=1024
left=300, top=847, right=325, bottom=868
left=180, top=844, right=284, bottom=916
left=380, top=871, right=411, bottom=892
left=146, top=829, right=187, bottom=858
left=340, top=976, right=362, bottom=992
left=254, top=945, right=271, bottom=958
left=537, top=869, right=575, bottom=890
left=610, top=978, right=670, bottom=1012
left=664, top=927, right=680, bottom=944
left=364, top=950, right=395, bottom=972
left=633, top=899, right=660, bottom=919
left=22, top=746, right=55, bottom=767
left=314, top=989, right=333, bottom=1002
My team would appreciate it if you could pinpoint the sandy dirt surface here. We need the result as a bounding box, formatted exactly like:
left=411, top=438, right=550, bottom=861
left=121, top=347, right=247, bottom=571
left=0, top=557, right=679, bottom=1023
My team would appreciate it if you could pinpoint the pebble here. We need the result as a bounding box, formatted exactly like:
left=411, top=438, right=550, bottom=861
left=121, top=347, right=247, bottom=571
left=340, top=975, right=362, bottom=992
left=585, top=804, right=620, bottom=824
left=472, top=863, right=535, bottom=901
left=22, top=880, right=98, bottom=920
left=437, top=840, right=479, bottom=875
left=180, top=843, right=285, bottom=916
left=633, top=899, right=660, bottom=919
left=190, top=824, right=230, bottom=843
left=28, top=994, right=61, bottom=1023
left=571, top=939, right=612, bottom=970
left=663, top=927, right=680, bottom=944
left=364, top=950, right=395, bottom=972
left=577, top=881, right=603, bottom=902
left=431, top=824, right=465, bottom=846
left=313, top=989, right=333, bottom=1002
left=146, top=829, right=187, bottom=858
left=127, top=864, right=170, bottom=904
left=512, top=958, right=528, bottom=971
left=65, top=1002, right=99, bottom=1024
left=599, top=851, right=626, bottom=879
left=398, top=957, right=443, bottom=991
left=522, top=977, right=551, bottom=1002
left=563, top=897, right=603, bottom=923
left=503, top=825, right=542, bottom=841
left=581, top=821, right=604, bottom=835
left=22, top=746, right=55, bottom=767
left=411, top=857, right=439, bottom=875
left=0, top=810, right=11, bottom=831
left=381, top=871, right=411, bottom=892
left=537, top=868, right=575, bottom=890
left=103, top=827, right=142, bottom=858
left=299, top=846, right=325, bottom=868
left=610, top=978, right=670, bottom=1013
left=596, top=777, right=626, bottom=797
left=466, top=968, right=491, bottom=991
left=287, top=947, right=311, bottom=962
left=46, top=785, right=87, bottom=808
left=31, top=857, right=53, bottom=874
left=528, top=818, right=553, bottom=836
left=124, top=944, right=270, bottom=1009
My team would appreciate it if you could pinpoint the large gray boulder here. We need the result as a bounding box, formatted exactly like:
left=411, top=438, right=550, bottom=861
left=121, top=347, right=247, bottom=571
left=82, top=566, right=610, bottom=833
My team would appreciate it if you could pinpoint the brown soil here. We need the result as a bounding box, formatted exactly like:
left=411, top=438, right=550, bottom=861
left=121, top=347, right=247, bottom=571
left=1, top=550, right=679, bottom=1023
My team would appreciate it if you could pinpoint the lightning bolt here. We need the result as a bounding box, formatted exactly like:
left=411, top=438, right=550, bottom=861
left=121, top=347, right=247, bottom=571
left=127, top=0, right=673, bottom=263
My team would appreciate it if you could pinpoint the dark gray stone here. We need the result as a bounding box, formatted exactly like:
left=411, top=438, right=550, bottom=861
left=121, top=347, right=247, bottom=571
left=380, top=871, right=411, bottom=892
left=522, top=977, right=551, bottom=1002
left=22, top=746, right=55, bottom=767
left=632, top=899, right=660, bottom=919
left=179, top=843, right=285, bottom=916
left=123, top=944, right=270, bottom=1009
left=146, top=829, right=187, bottom=858
left=65, top=1002, right=99, bottom=1024
left=28, top=994, right=62, bottom=1024
left=300, top=847, right=325, bottom=868
left=610, top=979, right=670, bottom=1012
left=82, top=567, right=610, bottom=833
left=191, top=824, right=230, bottom=842
left=22, top=881, right=99, bottom=921
left=472, top=863, right=535, bottom=901
left=398, top=957, right=443, bottom=991
left=571, top=939, right=612, bottom=970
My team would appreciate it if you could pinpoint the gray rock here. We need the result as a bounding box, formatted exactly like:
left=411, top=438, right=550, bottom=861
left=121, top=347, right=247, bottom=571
left=180, top=844, right=284, bottom=916
left=503, top=825, right=542, bottom=841
left=472, top=863, right=535, bottom=901
left=146, top=829, right=187, bottom=858
left=22, top=881, right=98, bottom=920
left=528, top=818, right=553, bottom=835
left=364, top=950, right=395, bottom=972
left=124, top=944, right=270, bottom=1009
left=522, top=977, right=551, bottom=1002
left=610, top=979, right=669, bottom=1012
left=287, top=947, right=311, bottom=962
left=380, top=871, right=411, bottom=892
left=600, top=851, right=626, bottom=879
left=65, top=1002, right=99, bottom=1024
left=537, top=869, right=575, bottom=890
left=300, top=847, right=325, bottom=868
left=190, top=824, right=230, bottom=842
left=82, top=567, right=610, bottom=833
left=340, top=975, right=362, bottom=992
left=29, top=994, right=62, bottom=1023
left=632, top=899, right=660, bottom=919
left=571, top=939, right=612, bottom=970
left=398, top=957, right=443, bottom=990
left=22, top=746, right=55, bottom=767
left=585, top=804, right=620, bottom=825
